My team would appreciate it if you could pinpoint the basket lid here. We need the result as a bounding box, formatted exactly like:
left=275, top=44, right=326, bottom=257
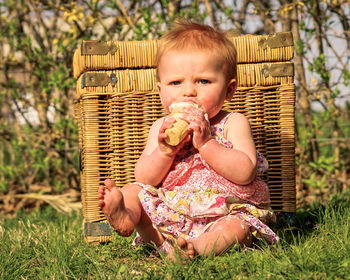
left=73, top=32, right=294, bottom=78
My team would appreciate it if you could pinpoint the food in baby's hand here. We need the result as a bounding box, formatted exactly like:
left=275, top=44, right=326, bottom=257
left=165, top=102, right=207, bottom=146
left=165, top=112, right=189, bottom=146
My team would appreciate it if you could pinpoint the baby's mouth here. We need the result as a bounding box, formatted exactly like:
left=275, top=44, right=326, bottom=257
left=180, top=99, right=202, bottom=108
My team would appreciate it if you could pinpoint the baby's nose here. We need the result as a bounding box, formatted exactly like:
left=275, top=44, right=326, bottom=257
left=183, top=85, right=197, bottom=97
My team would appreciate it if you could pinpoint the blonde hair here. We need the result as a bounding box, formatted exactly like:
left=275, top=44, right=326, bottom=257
left=156, top=19, right=237, bottom=82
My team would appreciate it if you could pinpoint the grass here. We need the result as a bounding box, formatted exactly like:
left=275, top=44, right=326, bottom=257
left=1, top=196, right=349, bottom=279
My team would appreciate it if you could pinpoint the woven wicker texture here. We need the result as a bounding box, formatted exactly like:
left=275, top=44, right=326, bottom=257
left=74, top=34, right=295, bottom=244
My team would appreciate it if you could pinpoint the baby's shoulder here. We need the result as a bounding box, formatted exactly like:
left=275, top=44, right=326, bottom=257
left=224, top=112, right=254, bottom=146
left=225, top=112, right=250, bottom=127
left=214, top=111, right=249, bottom=139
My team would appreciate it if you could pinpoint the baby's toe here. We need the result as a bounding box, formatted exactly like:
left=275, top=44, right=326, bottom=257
left=187, top=242, right=195, bottom=258
left=104, top=179, right=116, bottom=190
left=98, top=185, right=105, bottom=194
left=98, top=199, right=105, bottom=208
left=177, top=237, right=186, bottom=249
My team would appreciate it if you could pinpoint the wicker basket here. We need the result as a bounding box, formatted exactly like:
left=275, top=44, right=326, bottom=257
left=73, top=32, right=296, bottom=244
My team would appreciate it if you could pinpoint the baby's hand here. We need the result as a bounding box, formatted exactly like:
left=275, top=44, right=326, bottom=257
left=158, top=116, right=190, bottom=156
left=181, top=106, right=212, bottom=149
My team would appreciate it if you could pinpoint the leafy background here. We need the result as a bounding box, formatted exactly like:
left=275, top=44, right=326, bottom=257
left=0, top=0, right=349, bottom=214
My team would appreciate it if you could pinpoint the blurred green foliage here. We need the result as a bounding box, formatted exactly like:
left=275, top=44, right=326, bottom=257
left=0, top=0, right=349, bottom=207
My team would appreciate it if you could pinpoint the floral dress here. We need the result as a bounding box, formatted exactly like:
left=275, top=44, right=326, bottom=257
left=137, top=112, right=279, bottom=247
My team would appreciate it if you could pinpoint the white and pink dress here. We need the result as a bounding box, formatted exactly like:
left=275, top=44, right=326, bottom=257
left=136, top=112, right=279, bottom=249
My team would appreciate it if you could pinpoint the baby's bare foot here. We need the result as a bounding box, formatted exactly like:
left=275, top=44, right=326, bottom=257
left=177, top=237, right=195, bottom=259
left=98, top=179, right=134, bottom=236
left=166, top=237, right=195, bottom=262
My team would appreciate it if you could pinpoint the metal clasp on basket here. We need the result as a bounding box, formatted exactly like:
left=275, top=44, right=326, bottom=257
left=258, top=32, right=294, bottom=50
left=262, top=63, right=294, bottom=78
left=81, top=41, right=118, bottom=55
left=81, top=73, right=118, bottom=88
left=84, top=222, right=113, bottom=236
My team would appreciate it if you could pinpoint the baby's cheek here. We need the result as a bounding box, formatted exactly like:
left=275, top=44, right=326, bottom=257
left=161, top=96, right=174, bottom=113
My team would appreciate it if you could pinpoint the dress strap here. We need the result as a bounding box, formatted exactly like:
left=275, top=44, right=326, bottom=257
left=218, top=112, right=233, bottom=126
left=210, top=112, right=233, bottom=148
left=210, top=112, right=233, bottom=133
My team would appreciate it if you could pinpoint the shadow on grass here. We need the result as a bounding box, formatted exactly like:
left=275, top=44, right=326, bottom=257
left=273, top=191, right=350, bottom=244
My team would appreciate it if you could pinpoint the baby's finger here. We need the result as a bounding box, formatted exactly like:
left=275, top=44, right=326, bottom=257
left=178, top=113, right=191, bottom=124
left=159, top=116, right=176, bottom=133
left=164, top=115, right=176, bottom=123
left=188, top=119, right=203, bottom=134
left=158, top=131, right=168, bottom=140
left=184, top=134, right=192, bottom=142
left=184, top=107, right=208, bottom=124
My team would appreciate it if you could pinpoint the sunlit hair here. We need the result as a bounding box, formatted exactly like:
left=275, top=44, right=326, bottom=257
left=155, top=19, right=237, bottom=82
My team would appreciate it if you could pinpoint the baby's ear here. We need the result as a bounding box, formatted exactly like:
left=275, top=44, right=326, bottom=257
left=157, top=82, right=166, bottom=107
left=226, top=79, right=236, bottom=101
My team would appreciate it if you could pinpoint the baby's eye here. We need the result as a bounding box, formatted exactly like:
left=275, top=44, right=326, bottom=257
left=170, top=81, right=181, bottom=85
left=199, top=79, right=210, bottom=84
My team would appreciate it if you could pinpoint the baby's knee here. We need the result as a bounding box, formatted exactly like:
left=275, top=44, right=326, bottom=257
left=215, top=218, right=250, bottom=243
left=124, top=183, right=143, bottom=191
left=120, top=183, right=142, bottom=197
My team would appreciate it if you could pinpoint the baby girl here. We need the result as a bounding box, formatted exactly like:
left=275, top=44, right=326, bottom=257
left=98, top=19, right=278, bottom=259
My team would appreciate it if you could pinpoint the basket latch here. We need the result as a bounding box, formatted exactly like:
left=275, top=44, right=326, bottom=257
left=81, top=73, right=118, bottom=88
left=262, top=63, right=294, bottom=78
left=258, top=32, right=294, bottom=50
left=84, top=222, right=113, bottom=236
left=81, top=40, right=118, bottom=55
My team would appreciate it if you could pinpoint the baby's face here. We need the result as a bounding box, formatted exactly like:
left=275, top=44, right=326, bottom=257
left=157, top=49, right=235, bottom=119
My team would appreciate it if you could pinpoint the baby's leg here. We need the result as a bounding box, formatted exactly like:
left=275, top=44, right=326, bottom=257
left=98, top=179, right=164, bottom=246
left=187, top=218, right=251, bottom=257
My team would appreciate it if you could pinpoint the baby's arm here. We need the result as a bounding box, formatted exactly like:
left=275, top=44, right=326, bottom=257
left=198, top=113, right=257, bottom=185
left=134, top=117, right=186, bottom=186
